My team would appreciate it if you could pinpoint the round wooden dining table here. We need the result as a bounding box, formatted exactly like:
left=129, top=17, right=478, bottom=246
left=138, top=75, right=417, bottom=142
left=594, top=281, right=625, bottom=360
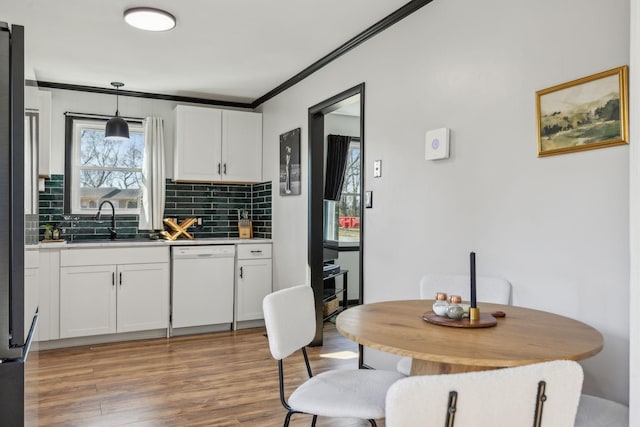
left=336, top=300, right=603, bottom=375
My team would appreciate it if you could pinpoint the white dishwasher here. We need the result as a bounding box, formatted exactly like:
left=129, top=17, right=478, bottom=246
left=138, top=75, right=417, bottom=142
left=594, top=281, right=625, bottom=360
left=171, top=245, right=235, bottom=330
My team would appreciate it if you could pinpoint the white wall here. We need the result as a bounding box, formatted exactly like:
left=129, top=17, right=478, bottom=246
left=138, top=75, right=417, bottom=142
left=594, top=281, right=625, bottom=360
left=629, top=0, right=638, bottom=423
left=260, top=0, right=630, bottom=404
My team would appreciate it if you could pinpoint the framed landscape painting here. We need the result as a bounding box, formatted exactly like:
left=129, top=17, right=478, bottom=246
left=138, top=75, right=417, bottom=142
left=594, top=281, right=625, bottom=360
left=536, top=66, right=628, bottom=157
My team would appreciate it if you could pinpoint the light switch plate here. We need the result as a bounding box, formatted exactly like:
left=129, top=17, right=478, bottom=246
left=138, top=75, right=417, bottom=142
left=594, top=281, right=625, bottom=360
left=373, top=160, right=382, bottom=178
left=365, top=191, right=373, bottom=208
left=425, top=128, right=450, bottom=160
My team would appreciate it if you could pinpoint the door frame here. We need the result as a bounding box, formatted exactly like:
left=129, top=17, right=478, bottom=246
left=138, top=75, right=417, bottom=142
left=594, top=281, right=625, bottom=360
left=308, top=83, right=365, bottom=345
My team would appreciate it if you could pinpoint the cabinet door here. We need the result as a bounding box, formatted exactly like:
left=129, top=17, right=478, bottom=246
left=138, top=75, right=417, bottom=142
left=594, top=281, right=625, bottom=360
left=174, top=105, right=222, bottom=181
left=221, top=110, right=262, bottom=182
left=38, top=90, right=52, bottom=178
left=236, top=258, right=272, bottom=321
left=60, top=265, right=117, bottom=338
left=117, top=263, right=169, bottom=333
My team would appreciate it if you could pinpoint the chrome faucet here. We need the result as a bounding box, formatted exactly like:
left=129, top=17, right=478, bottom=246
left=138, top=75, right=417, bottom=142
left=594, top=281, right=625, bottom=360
left=94, top=200, right=117, bottom=240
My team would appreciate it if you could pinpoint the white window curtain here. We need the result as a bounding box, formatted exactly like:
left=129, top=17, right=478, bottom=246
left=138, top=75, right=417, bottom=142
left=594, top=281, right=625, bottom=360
left=139, top=117, right=166, bottom=230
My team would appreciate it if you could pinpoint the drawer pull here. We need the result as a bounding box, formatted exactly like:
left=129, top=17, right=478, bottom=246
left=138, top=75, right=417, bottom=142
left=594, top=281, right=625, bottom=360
left=250, top=250, right=263, bottom=254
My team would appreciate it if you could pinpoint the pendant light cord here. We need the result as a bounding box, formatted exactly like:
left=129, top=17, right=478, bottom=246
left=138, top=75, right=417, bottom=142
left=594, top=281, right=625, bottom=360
left=110, top=81, right=125, bottom=117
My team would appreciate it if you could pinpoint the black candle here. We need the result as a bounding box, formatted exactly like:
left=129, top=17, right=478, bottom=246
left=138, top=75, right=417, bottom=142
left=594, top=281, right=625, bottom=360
left=470, top=252, right=477, bottom=308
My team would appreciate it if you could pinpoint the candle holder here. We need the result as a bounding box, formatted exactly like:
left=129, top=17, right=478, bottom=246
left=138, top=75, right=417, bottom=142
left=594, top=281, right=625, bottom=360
left=469, top=307, right=480, bottom=321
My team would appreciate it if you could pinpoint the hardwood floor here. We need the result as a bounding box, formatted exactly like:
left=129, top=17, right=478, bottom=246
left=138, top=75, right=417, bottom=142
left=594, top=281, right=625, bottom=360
left=25, top=324, right=386, bottom=426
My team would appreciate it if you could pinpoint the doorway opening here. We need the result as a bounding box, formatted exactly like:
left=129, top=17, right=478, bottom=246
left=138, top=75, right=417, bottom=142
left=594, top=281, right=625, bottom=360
left=308, top=83, right=364, bottom=345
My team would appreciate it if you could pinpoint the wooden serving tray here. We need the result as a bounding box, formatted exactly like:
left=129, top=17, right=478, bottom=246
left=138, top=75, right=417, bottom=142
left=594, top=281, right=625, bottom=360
left=422, top=310, right=497, bottom=328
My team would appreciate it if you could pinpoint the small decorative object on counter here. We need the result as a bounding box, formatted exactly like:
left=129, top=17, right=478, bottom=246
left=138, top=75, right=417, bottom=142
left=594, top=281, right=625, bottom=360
left=446, top=295, right=465, bottom=320
left=238, top=209, right=253, bottom=239
left=160, top=218, right=197, bottom=240
left=42, top=223, right=64, bottom=243
left=432, top=292, right=449, bottom=316
left=43, top=223, right=53, bottom=240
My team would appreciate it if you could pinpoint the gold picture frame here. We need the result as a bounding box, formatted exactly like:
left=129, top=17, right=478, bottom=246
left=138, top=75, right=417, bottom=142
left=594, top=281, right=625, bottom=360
left=536, top=66, right=628, bottom=157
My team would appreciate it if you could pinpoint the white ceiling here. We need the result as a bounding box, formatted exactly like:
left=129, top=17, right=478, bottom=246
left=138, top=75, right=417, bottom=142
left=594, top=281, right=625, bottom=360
left=3, top=0, right=411, bottom=104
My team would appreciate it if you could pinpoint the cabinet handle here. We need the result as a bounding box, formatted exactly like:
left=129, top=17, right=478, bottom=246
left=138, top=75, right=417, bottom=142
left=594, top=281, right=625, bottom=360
left=119, top=272, right=122, bottom=286
left=240, top=266, right=243, bottom=279
left=223, top=163, right=227, bottom=174
left=217, top=163, right=221, bottom=174
left=112, top=272, right=115, bottom=286
left=250, top=250, right=262, bottom=254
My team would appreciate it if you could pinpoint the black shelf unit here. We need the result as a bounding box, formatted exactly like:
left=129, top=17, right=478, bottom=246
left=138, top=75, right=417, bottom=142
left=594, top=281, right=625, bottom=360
left=322, top=269, right=348, bottom=321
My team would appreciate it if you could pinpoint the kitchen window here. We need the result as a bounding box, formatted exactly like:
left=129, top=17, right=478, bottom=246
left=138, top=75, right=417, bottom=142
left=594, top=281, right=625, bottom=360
left=324, top=139, right=361, bottom=243
left=64, top=115, right=144, bottom=214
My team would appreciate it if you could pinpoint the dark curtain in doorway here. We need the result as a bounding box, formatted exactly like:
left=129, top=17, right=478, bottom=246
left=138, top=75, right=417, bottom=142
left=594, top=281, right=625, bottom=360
left=324, top=134, right=352, bottom=201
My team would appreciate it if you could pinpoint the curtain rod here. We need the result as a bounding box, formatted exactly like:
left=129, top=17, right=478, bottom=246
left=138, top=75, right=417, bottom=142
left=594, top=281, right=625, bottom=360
left=64, top=111, right=144, bottom=123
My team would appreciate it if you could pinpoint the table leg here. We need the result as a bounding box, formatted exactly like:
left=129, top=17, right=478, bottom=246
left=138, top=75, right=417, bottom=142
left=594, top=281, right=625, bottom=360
left=342, top=271, right=348, bottom=310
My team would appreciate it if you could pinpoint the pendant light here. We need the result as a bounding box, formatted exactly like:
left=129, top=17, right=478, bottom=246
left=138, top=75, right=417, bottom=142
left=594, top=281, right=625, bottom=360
left=105, top=82, right=129, bottom=141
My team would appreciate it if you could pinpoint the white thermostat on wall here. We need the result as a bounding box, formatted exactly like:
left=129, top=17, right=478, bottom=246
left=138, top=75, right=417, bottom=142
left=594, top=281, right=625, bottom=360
left=425, top=128, right=450, bottom=160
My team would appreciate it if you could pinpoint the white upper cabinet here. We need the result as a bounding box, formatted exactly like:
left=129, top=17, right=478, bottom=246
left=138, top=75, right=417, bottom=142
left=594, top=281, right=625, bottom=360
left=173, top=105, right=223, bottom=182
left=37, top=90, right=52, bottom=178
left=24, top=87, right=52, bottom=178
left=173, top=105, right=262, bottom=183
left=222, top=110, right=262, bottom=182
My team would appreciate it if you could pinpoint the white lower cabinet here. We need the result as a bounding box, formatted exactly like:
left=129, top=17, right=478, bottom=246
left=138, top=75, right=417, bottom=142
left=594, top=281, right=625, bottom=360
left=24, top=248, right=39, bottom=340
left=59, top=247, right=169, bottom=339
left=236, top=244, right=272, bottom=322
left=60, top=265, right=116, bottom=338
left=116, top=263, right=169, bottom=333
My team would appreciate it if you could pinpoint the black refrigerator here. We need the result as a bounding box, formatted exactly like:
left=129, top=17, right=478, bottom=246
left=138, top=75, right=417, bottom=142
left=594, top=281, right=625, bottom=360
left=0, top=21, right=38, bottom=427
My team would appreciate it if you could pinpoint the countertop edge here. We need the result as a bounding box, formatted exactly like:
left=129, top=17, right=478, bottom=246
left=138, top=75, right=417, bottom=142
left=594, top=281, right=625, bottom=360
left=37, top=238, right=272, bottom=249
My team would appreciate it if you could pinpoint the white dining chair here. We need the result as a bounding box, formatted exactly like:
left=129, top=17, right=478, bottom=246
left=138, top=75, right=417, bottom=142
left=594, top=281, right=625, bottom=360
left=386, top=360, right=584, bottom=427
left=263, top=285, right=404, bottom=427
left=396, top=274, right=512, bottom=375
left=574, top=394, right=629, bottom=427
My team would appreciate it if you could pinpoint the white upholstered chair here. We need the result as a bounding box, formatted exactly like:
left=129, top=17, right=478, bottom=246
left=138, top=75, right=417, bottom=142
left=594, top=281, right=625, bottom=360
left=386, top=360, right=584, bottom=427
left=263, top=285, right=404, bottom=427
left=574, top=394, right=629, bottom=427
left=396, top=274, right=512, bottom=375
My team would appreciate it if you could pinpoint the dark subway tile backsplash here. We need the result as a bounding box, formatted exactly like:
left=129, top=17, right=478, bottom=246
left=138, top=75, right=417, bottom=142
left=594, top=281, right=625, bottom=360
left=38, top=175, right=272, bottom=241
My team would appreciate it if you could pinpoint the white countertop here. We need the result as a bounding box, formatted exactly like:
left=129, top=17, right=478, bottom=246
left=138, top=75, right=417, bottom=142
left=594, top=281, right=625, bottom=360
left=37, top=238, right=271, bottom=249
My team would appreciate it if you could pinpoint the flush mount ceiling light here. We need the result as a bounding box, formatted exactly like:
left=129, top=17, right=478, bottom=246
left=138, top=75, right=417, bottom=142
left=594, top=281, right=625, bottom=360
left=124, top=7, right=176, bottom=32
left=105, top=82, right=130, bottom=141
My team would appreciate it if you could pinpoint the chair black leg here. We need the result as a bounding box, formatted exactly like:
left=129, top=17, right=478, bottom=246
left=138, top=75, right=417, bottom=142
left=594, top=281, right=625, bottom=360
left=283, top=411, right=293, bottom=427
left=368, top=419, right=377, bottom=427
left=311, top=415, right=318, bottom=426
